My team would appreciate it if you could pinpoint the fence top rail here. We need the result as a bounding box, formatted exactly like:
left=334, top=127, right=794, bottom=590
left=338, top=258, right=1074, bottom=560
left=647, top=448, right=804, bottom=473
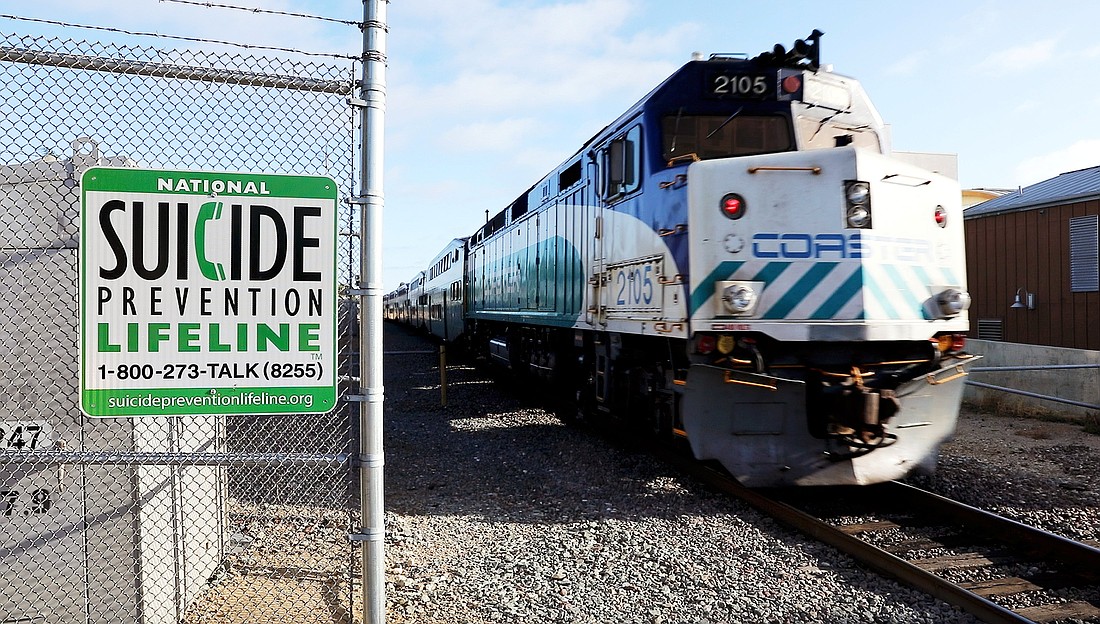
left=0, top=45, right=352, bottom=93
left=969, top=364, right=1100, bottom=372
left=0, top=450, right=351, bottom=468
left=965, top=380, right=1100, bottom=411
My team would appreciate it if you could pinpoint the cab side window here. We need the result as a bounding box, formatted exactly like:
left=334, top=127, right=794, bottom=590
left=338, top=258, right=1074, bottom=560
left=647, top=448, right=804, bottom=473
left=602, top=124, right=642, bottom=201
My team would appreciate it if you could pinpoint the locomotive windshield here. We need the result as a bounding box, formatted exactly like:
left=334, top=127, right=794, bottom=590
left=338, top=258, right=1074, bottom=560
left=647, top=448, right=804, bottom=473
left=662, top=113, right=792, bottom=162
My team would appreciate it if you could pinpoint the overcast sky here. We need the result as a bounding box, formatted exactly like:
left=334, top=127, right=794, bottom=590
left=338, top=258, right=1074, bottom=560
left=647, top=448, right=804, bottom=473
left=6, top=0, right=1100, bottom=288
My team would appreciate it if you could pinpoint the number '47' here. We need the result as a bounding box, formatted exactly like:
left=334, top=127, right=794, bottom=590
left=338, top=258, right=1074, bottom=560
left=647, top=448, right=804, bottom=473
left=3, top=425, right=43, bottom=450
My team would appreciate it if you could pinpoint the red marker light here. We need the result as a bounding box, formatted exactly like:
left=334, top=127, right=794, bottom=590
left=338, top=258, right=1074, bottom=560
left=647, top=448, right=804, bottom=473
left=720, top=193, right=746, bottom=220
left=696, top=335, right=716, bottom=354
left=951, top=334, right=966, bottom=352
left=782, top=75, right=802, bottom=94
left=934, top=205, right=948, bottom=227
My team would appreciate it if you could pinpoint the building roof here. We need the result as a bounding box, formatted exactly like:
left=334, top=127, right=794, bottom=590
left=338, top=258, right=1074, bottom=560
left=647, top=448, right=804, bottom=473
left=964, top=165, right=1100, bottom=218
left=962, top=188, right=1011, bottom=209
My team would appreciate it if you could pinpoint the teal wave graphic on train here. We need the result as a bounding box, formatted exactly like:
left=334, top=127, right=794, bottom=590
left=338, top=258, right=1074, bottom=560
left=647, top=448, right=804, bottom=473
left=468, top=235, right=585, bottom=326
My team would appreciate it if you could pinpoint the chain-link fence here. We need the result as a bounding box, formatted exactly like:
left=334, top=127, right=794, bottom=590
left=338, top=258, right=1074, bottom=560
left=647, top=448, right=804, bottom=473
left=1, top=32, right=362, bottom=623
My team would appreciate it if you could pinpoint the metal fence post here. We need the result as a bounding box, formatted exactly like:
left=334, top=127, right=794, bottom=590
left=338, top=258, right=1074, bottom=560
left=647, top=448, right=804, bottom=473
left=440, top=345, right=448, bottom=407
left=360, top=1, right=388, bottom=623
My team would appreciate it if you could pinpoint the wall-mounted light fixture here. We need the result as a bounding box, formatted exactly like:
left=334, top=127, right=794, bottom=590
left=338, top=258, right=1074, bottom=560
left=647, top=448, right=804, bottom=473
left=1010, top=287, right=1036, bottom=310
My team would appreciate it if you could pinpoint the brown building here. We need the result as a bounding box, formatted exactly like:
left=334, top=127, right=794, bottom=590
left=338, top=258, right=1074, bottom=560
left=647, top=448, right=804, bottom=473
left=963, top=166, right=1100, bottom=350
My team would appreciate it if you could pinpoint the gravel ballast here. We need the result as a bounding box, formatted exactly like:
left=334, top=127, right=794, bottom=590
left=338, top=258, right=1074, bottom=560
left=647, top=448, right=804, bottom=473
left=907, top=414, right=1100, bottom=544
left=188, top=323, right=1100, bottom=623
left=383, top=324, right=1095, bottom=624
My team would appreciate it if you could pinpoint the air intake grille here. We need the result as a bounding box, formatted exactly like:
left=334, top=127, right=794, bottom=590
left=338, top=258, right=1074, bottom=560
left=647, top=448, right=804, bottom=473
left=977, top=319, right=1004, bottom=341
left=1070, top=215, right=1099, bottom=292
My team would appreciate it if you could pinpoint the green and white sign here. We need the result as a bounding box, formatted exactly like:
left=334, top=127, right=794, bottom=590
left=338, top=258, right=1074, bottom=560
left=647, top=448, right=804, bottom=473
left=80, top=168, right=338, bottom=417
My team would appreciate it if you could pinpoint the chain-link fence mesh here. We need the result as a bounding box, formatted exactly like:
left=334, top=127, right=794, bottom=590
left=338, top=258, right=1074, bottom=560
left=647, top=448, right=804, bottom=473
left=1, top=32, right=362, bottom=623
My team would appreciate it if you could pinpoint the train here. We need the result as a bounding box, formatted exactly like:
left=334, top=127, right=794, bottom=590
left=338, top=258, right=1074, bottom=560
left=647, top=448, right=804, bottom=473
left=385, top=31, right=979, bottom=487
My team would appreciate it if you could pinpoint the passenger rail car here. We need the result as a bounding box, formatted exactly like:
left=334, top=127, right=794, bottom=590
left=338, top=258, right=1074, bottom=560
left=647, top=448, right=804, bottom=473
left=383, top=283, right=408, bottom=322
left=423, top=238, right=468, bottom=343
left=407, top=271, right=427, bottom=331
left=388, top=32, right=978, bottom=487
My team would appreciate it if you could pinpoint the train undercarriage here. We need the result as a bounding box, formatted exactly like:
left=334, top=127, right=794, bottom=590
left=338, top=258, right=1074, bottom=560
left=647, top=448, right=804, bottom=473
left=469, top=321, right=977, bottom=486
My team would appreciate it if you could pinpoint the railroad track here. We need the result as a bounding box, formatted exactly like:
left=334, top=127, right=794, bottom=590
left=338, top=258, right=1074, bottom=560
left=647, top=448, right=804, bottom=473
left=659, top=450, right=1100, bottom=624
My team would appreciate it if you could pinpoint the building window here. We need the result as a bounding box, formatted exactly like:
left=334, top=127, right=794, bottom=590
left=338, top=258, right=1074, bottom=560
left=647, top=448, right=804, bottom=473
left=1070, top=215, right=1099, bottom=292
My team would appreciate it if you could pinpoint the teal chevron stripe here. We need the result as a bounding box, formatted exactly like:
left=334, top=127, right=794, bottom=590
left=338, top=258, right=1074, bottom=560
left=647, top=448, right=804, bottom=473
left=690, top=260, right=744, bottom=315
left=864, top=272, right=901, bottom=320
left=911, top=265, right=961, bottom=290
left=763, top=262, right=839, bottom=318
left=810, top=268, right=863, bottom=319
left=882, top=264, right=926, bottom=319
left=751, top=261, right=792, bottom=285
left=911, top=265, right=936, bottom=320
left=912, top=265, right=932, bottom=287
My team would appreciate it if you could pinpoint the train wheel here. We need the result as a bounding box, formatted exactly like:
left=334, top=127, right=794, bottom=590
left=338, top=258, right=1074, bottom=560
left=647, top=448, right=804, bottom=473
left=649, top=392, right=675, bottom=440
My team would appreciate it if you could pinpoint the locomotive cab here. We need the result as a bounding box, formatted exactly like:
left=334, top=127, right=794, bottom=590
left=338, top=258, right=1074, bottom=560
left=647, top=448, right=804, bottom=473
left=661, top=40, right=977, bottom=486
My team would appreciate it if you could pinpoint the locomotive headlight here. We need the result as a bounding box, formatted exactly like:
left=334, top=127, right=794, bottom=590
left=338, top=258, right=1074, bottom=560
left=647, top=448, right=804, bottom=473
left=717, top=280, right=763, bottom=316
left=725, top=286, right=756, bottom=312
left=846, top=205, right=871, bottom=228
left=844, top=180, right=872, bottom=229
left=935, top=288, right=972, bottom=317
left=845, top=181, right=870, bottom=205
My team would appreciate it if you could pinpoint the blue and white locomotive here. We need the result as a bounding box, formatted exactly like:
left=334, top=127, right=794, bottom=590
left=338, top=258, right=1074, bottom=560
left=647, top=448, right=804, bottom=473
left=390, top=32, right=977, bottom=486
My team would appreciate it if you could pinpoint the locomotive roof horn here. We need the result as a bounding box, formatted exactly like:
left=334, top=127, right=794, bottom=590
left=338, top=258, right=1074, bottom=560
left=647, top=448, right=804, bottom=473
left=753, top=29, right=824, bottom=71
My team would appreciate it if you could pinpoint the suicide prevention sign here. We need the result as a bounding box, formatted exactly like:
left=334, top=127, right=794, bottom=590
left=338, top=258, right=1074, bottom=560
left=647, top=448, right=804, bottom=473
left=80, top=168, right=338, bottom=417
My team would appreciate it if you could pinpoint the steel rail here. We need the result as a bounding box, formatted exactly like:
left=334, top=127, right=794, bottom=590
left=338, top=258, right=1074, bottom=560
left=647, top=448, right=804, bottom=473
left=654, top=449, right=1045, bottom=624
left=879, top=481, right=1100, bottom=577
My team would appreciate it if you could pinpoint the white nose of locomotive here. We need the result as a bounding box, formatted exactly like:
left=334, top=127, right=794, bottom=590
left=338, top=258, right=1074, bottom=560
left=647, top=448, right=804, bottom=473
left=687, top=147, right=971, bottom=341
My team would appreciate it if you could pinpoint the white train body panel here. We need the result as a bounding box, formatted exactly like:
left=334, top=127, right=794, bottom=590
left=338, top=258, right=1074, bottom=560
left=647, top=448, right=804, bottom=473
left=687, top=147, right=969, bottom=341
